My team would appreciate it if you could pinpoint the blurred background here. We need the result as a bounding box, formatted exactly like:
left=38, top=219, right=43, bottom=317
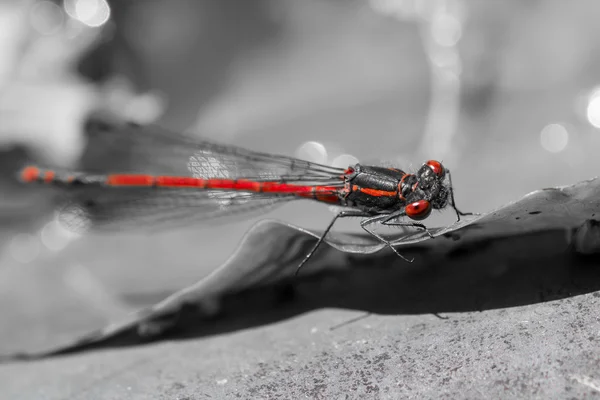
left=2, top=0, right=600, bottom=349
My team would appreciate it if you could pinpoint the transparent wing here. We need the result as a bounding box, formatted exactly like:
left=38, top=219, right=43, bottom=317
left=81, top=118, right=346, bottom=182
left=58, top=188, right=306, bottom=233
left=54, top=120, right=346, bottom=232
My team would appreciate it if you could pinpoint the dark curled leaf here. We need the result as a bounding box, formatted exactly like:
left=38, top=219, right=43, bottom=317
left=4, top=177, right=600, bottom=360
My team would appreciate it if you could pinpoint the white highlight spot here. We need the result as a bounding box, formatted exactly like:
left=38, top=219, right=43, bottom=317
left=331, top=154, right=360, bottom=169
left=9, top=234, right=40, bottom=263
left=587, top=90, right=600, bottom=128
left=41, top=220, right=77, bottom=251
left=295, top=141, right=327, bottom=164
left=429, top=49, right=462, bottom=73
left=540, top=123, right=569, bottom=153
left=64, top=0, right=110, bottom=28
left=431, top=14, right=463, bottom=47
left=216, top=378, right=228, bottom=385
left=29, top=1, right=65, bottom=36
left=124, top=92, right=167, bottom=125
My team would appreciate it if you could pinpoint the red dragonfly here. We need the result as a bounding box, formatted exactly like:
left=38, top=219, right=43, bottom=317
left=19, top=121, right=472, bottom=274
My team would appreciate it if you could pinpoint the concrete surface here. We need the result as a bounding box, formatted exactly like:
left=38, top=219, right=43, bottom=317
left=1, top=295, right=600, bottom=399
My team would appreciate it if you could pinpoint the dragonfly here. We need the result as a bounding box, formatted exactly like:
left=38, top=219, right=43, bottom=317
left=19, top=121, right=473, bottom=275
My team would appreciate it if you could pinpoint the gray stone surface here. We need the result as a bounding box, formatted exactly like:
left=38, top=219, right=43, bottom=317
left=1, top=295, right=600, bottom=399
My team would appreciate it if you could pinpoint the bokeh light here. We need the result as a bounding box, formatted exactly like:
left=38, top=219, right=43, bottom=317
left=586, top=89, right=600, bottom=129
left=40, top=219, right=78, bottom=251
left=430, top=14, right=462, bottom=47
left=29, top=1, right=65, bottom=36
left=9, top=233, right=40, bottom=263
left=64, top=0, right=110, bottom=28
left=429, top=49, right=462, bottom=72
left=540, top=123, right=569, bottom=153
left=295, top=141, right=328, bottom=164
left=331, top=154, right=360, bottom=169
left=124, top=92, right=167, bottom=125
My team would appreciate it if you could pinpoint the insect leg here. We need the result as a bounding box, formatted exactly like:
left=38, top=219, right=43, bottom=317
left=295, top=210, right=370, bottom=276
left=379, top=210, right=435, bottom=239
left=446, top=169, right=478, bottom=222
left=359, top=215, right=414, bottom=263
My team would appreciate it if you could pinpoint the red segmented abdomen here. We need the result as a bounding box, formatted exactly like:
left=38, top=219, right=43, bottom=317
left=21, top=166, right=56, bottom=184
left=20, top=167, right=342, bottom=204
left=108, top=174, right=341, bottom=203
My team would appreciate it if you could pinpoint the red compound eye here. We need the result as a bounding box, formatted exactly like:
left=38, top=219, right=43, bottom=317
left=426, top=160, right=445, bottom=177
left=405, top=199, right=432, bottom=221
